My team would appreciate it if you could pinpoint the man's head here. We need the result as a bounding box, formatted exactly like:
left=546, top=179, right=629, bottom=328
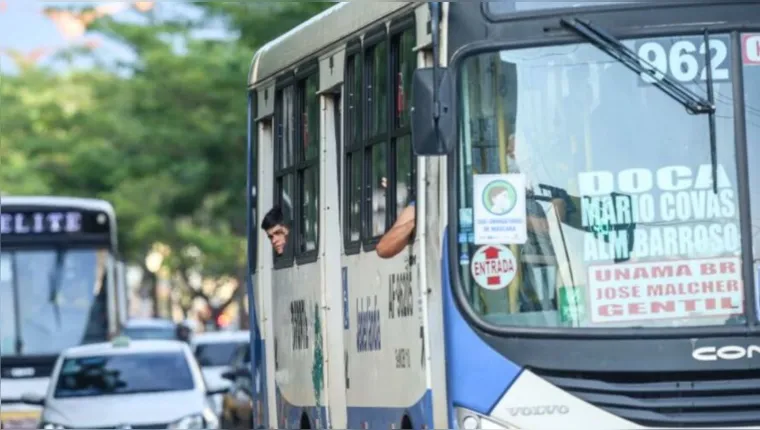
left=261, top=206, right=289, bottom=255
left=175, top=322, right=191, bottom=343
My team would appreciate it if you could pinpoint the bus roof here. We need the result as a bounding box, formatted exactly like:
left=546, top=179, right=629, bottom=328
left=248, top=1, right=416, bottom=88
left=0, top=196, right=115, bottom=216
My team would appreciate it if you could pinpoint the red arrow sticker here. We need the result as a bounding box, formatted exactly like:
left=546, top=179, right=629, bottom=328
left=470, top=244, right=518, bottom=291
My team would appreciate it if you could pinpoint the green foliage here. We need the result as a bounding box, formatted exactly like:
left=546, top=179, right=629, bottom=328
left=1, top=1, right=334, bottom=314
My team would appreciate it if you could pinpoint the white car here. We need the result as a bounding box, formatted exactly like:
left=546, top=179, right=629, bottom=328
left=191, top=331, right=249, bottom=416
left=21, top=337, right=227, bottom=429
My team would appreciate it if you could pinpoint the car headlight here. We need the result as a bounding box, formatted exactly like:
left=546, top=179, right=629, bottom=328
left=168, top=414, right=204, bottom=429
left=202, top=407, right=219, bottom=430
left=456, top=407, right=521, bottom=430
left=41, top=423, right=67, bottom=430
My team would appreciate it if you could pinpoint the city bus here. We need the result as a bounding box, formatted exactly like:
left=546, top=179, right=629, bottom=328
left=245, top=1, right=760, bottom=428
left=0, top=196, right=128, bottom=428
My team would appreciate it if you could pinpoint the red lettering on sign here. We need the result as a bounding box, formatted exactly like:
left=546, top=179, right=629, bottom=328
left=596, top=297, right=738, bottom=320
left=593, top=263, right=692, bottom=281
left=473, top=258, right=515, bottom=277
left=588, top=258, right=743, bottom=323
left=743, top=34, right=760, bottom=65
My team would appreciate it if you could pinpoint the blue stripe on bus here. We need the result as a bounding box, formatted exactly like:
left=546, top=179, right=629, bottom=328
left=441, top=226, right=522, bottom=425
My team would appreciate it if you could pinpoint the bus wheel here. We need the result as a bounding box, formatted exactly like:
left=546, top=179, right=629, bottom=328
left=401, top=415, right=413, bottom=429
left=300, top=412, right=312, bottom=429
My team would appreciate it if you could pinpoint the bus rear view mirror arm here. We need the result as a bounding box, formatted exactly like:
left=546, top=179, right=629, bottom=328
left=411, top=67, right=454, bottom=156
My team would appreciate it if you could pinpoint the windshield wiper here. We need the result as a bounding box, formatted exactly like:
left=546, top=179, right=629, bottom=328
left=560, top=18, right=715, bottom=115
left=702, top=28, right=719, bottom=194
left=560, top=18, right=720, bottom=193
left=49, top=249, right=64, bottom=327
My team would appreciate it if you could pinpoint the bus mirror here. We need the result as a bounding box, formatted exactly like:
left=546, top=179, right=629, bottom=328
left=411, top=67, right=454, bottom=156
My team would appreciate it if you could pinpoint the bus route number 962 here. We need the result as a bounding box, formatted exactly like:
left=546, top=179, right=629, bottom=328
left=635, top=35, right=730, bottom=85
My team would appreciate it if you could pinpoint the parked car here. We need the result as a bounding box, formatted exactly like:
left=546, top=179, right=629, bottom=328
left=192, top=331, right=249, bottom=417
left=22, top=337, right=227, bottom=429
left=120, top=318, right=177, bottom=341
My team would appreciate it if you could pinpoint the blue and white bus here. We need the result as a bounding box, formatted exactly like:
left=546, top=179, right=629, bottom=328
left=0, top=196, right=128, bottom=428
left=245, top=2, right=760, bottom=428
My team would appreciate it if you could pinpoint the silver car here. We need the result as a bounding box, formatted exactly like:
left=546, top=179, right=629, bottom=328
left=22, top=338, right=227, bottom=429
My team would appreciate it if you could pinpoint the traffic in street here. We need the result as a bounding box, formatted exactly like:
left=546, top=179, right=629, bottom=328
left=2, top=323, right=252, bottom=429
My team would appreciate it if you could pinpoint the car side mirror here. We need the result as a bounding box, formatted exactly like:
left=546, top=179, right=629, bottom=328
left=206, top=384, right=231, bottom=396
left=221, top=369, right=237, bottom=381
left=411, top=67, right=454, bottom=156
left=20, top=392, right=45, bottom=406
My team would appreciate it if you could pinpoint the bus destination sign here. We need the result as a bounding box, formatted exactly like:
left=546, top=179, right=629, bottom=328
left=0, top=210, right=109, bottom=236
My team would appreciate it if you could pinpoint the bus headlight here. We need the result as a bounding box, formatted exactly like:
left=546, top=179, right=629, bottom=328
left=41, top=423, right=66, bottom=429
left=455, top=407, right=521, bottom=430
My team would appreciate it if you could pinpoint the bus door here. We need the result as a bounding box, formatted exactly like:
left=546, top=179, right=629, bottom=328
left=339, top=23, right=427, bottom=429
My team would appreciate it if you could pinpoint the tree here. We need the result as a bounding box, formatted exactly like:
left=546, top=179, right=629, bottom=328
left=3, top=1, right=335, bottom=325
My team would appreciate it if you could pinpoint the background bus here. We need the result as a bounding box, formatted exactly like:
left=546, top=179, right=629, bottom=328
left=246, top=1, right=760, bottom=429
left=0, top=196, right=127, bottom=429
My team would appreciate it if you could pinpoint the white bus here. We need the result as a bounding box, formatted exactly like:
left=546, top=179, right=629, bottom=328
left=246, top=1, right=760, bottom=429
left=1, top=196, right=128, bottom=428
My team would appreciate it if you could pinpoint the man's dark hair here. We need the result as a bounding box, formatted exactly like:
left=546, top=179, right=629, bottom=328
left=261, top=206, right=285, bottom=231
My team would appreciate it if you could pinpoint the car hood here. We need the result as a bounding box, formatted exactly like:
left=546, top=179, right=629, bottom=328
left=43, top=391, right=204, bottom=427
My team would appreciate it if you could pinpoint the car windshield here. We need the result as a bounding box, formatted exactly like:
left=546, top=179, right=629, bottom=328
left=121, top=327, right=176, bottom=340
left=1, top=248, right=109, bottom=355
left=457, top=33, right=744, bottom=329
left=194, top=341, right=245, bottom=367
left=54, top=352, right=194, bottom=398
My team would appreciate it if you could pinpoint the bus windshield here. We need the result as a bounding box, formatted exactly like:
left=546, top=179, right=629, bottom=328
left=456, top=33, right=744, bottom=329
left=0, top=248, right=109, bottom=355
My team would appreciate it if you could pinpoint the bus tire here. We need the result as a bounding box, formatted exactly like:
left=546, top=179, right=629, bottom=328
left=401, top=414, right=413, bottom=429
left=300, top=412, right=312, bottom=429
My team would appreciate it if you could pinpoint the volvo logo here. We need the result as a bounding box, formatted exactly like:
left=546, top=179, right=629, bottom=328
left=507, top=405, right=569, bottom=416
left=692, top=345, right=760, bottom=361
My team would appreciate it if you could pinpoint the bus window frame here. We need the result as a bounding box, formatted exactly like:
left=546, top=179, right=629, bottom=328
left=446, top=30, right=756, bottom=339
left=249, top=90, right=258, bottom=275
left=343, top=40, right=364, bottom=255
left=273, top=76, right=297, bottom=268
left=342, top=16, right=418, bottom=255
left=295, top=62, right=321, bottom=265
left=363, top=27, right=391, bottom=248
left=273, top=61, right=321, bottom=269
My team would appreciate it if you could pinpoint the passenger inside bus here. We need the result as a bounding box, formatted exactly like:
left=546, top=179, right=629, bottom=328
left=261, top=206, right=289, bottom=256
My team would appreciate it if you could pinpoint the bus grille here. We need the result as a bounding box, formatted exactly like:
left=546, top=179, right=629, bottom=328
left=531, top=367, right=760, bottom=428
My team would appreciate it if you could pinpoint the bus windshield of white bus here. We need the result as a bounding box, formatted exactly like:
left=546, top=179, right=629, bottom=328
left=456, top=32, right=748, bottom=329
left=0, top=248, right=109, bottom=355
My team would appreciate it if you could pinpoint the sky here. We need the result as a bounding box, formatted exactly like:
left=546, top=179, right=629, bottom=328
left=0, top=1, right=140, bottom=74
left=0, top=1, right=222, bottom=75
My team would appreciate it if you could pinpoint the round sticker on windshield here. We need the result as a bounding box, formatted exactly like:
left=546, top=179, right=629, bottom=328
left=470, top=245, right=518, bottom=291
left=482, top=179, right=517, bottom=216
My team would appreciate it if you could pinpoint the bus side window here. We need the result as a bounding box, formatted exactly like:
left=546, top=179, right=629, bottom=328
left=344, top=49, right=363, bottom=252
left=296, top=72, right=320, bottom=259
left=365, top=39, right=389, bottom=239
left=391, top=26, right=416, bottom=219
left=274, top=85, right=296, bottom=266
left=342, top=19, right=418, bottom=254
